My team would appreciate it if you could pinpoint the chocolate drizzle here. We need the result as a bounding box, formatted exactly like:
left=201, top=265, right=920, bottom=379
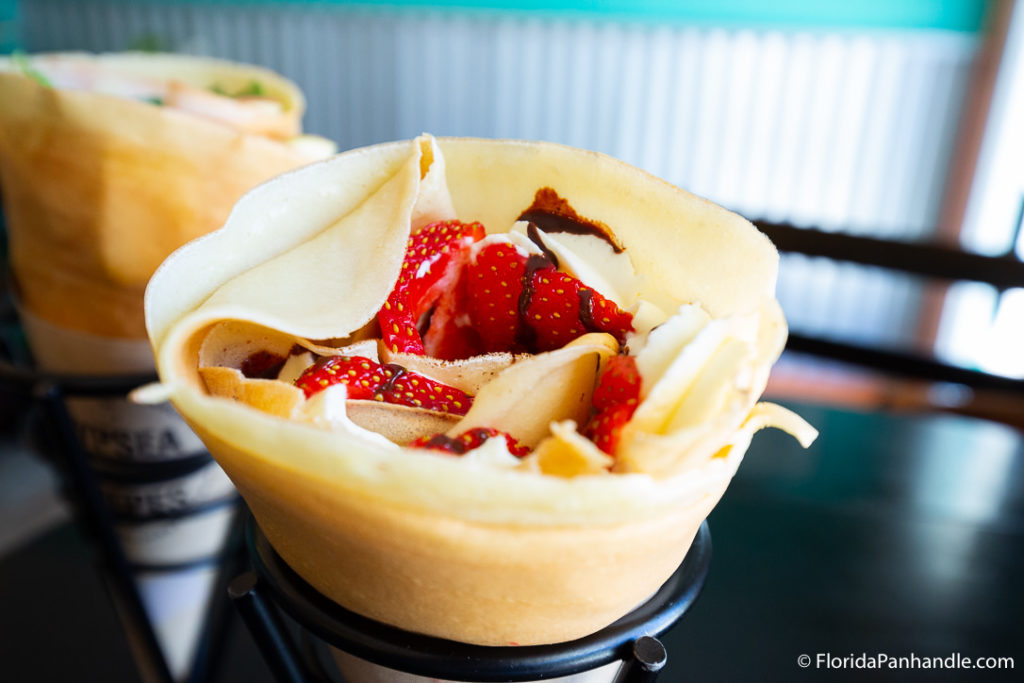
left=240, top=351, right=287, bottom=380
left=577, top=288, right=596, bottom=329
left=419, top=428, right=494, bottom=455
left=378, top=363, right=407, bottom=393
left=515, top=254, right=554, bottom=350
left=517, top=187, right=624, bottom=253
left=525, top=222, right=560, bottom=268
left=419, top=434, right=467, bottom=453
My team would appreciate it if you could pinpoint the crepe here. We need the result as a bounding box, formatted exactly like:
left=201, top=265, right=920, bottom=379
left=0, top=52, right=335, bottom=342
left=144, top=135, right=816, bottom=645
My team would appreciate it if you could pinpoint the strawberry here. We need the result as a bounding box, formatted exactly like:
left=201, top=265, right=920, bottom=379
left=462, top=245, right=634, bottom=355
left=379, top=220, right=485, bottom=355
left=412, top=427, right=530, bottom=457
left=523, top=265, right=634, bottom=352
left=294, top=355, right=380, bottom=400
left=583, top=355, right=641, bottom=454
left=579, top=287, right=635, bottom=345
left=376, top=363, right=473, bottom=414
left=523, top=266, right=586, bottom=352
left=294, top=355, right=473, bottom=415
left=464, top=242, right=529, bottom=353
left=422, top=263, right=483, bottom=360
left=382, top=226, right=632, bottom=359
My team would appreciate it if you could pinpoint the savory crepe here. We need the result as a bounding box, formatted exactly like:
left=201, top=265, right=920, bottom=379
left=143, top=135, right=816, bottom=645
left=0, top=51, right=335, bottom=344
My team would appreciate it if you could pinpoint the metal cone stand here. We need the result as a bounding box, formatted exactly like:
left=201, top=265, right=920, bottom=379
left=231, top=517, right=711, bottom=683
left=0, top=359, right=246, bottom=683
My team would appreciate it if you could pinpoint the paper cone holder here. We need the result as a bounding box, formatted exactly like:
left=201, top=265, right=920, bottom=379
left=0, top=360, right=247, bottom=683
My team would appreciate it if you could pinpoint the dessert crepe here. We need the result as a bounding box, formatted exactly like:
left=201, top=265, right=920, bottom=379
left=144, top=135, right=817, bottom=646
left=0, top=51, right=335, bottom=342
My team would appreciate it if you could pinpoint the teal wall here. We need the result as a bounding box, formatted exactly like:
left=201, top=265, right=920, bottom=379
left=181, top=1, right=990, bottom=32
left=0, top=0, right=17, bottom=52
left=0, top=0, right=991, bottom=52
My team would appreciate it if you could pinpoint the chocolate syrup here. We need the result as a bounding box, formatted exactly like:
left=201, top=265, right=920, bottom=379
left=515, top=254, right=554, bottom=350
left=577, top=288, right=596, bottom=330
left=240, top=350, right=287, bottom=380
left=419, top=434, right=467, bottom=453
left=517, top=187, right=624, bottom=253
left=421, top=428, right=496, bottom=454
left=525, top=222, right=560, bottom=268
left=378, top=363, right=407, bottom=393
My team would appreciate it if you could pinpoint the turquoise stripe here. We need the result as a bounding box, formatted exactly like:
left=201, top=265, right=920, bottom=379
left=57, top=0, right=989, bottom=33
left=0, top=0, right=18, bottom=52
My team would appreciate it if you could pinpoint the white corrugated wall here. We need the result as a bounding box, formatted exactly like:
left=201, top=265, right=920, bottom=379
left=19, top=0, right=980, bottom=354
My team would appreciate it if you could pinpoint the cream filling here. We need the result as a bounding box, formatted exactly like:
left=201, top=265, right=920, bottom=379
left=296, top=384, right=399, bottom=451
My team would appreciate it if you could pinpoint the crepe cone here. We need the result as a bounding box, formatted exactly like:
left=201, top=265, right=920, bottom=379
left=146, top=137, right=816, bottom=646
left=0, top=52, right=333, bottom=340
left=0, top=52, right=333, bottom=680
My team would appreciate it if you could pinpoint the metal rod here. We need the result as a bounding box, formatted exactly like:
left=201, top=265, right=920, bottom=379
left=38, top=382, right=174, bottom=683
left=228, top=572, right=308, bottom=683
left=786, top=334, right=1024, bottom=395
left=613, top=636, right=667, bottom=683
left=755, top=221, right=1024, bottom=290
left=187, top=505, right=248, bottom=683
left=6, top=359, right=242, bottom=682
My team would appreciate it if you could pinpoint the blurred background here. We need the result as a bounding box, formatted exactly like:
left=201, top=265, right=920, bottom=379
left=4, top=0, right=1021, bottom=418
left=1, top=2, right=1023, bottom=682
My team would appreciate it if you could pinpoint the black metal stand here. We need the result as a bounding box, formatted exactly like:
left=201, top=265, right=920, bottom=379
left=231, top=517, right=711, bottom=683
left=1, top=360, right=246, bottom=683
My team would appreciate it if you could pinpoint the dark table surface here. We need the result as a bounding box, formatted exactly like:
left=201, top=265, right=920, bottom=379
left=1, top=401, right=1022, bottom=682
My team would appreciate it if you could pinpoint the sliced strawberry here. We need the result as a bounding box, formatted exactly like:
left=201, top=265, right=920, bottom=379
left=584, top=404, right=636, bottom=455
left=578, top=287, right=634, bottom=345
left=464, top=242, right=529, bottom=353
left=375, top=363, right=473, bottom=414
left=591, top=354, right=642, bottom=411
left=523, top=266, right=586, bottom=352
left=412, top=427, right=530, bottom=457
left=422, top=263, right=483, bottom=360
left=294, top=355, right=382, bottom=399
left=521, top=264, right=634, bottom=352
left=383, top=226, right=632, bottom=359
left=379, top=220, right=485, bottom=355
left=583, top=355, right=641, bottom=454
left=294, top=355, right=473, bottom=415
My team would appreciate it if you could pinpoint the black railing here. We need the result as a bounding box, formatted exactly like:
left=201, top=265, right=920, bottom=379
left=756, top=221, right=1024, bottom=396
left=756, top=221, right=1024, bottom=289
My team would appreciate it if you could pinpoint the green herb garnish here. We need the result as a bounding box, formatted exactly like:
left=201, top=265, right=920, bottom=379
left=208, top=80, right=265, bottom=98
left=127, top=33, right=169, bottom=53
left=237, top=80, right=264, bottom=97
left=142, top=96, right=164, bottom=106
left=11, top=51, right=51, bottom=88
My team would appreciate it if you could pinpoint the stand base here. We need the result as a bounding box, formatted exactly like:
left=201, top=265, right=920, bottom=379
left=232, top=518, right=711, bottom=683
